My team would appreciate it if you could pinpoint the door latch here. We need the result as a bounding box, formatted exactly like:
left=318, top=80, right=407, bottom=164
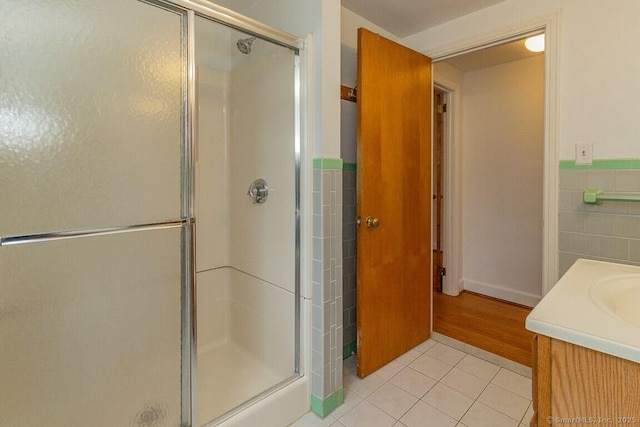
left=356, top=216, right=380, bottom=227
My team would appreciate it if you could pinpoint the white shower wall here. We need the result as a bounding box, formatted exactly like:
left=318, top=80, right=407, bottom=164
left=196, top=66, right=231, bottom=272
left=196, top=268, right=293, bottom=375
left=229, top=46, right=296, bottom=292
left=195, top=24, right=296, bottom=283
left=194, top=23, right=297, bottom=422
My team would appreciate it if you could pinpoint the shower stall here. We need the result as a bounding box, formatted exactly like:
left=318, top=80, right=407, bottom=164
left=193, top=14, right=301, bottom=425
left=0, top=1, right=305, bottom=426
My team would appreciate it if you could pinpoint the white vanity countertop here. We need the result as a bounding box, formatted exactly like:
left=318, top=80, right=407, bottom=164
left=526, top=259, right=640, bottom=363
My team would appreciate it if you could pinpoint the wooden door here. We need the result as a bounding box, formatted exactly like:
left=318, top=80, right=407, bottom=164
left=356, top=28, right=432, bottom=378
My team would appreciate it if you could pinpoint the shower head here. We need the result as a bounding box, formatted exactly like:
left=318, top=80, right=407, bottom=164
left=236, top=36, right=256, bottom=55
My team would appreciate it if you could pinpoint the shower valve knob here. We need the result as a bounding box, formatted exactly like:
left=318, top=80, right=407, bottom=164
left=248, top=178, right=269, bottom=204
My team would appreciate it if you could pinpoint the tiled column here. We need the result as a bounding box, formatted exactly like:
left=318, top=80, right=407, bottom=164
left=311, top=158, right=344, bottom=417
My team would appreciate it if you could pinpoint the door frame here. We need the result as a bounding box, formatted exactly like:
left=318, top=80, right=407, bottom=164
left=430, top=11, right=560, bottom=297
left=431, top=82, right=461, bottom=296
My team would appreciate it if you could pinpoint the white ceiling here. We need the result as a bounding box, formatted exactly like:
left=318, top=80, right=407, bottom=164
left=444, top=38, right=543, bottom=73
left=341, top=0, right=509, bottom=38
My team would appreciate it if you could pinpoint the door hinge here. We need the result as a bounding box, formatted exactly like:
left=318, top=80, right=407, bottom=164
left=438, top=266, right=446, bottom=277
left=443, top=103, right=447, bottom=113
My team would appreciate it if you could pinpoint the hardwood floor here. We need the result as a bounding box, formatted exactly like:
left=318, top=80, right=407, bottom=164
left=433, top=290, right=535, bottom=367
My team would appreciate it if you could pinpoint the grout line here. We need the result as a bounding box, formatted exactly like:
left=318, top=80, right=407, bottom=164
left=329, top=339, right=532, bottom=427
left=448, top=350, right=496, bottom=425
left=430, top=332, right=532, bottom=378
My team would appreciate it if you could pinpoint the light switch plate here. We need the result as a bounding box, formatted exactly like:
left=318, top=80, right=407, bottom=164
left=576, top=143, right=593, bottom=165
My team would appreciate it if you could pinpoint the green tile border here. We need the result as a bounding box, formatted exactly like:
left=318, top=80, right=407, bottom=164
left=327, top=158, right=640, bottom=171
left=560, top=159, right=640, bottom=170
left=313, top=158, right=343, bottom=170
left=311, top=387, right=344, bottom=418
left=343, top=341, right=357, bottom=359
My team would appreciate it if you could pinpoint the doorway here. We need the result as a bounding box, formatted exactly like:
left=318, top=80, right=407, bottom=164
left=433, top=35, right=545, bottom=306
left=431, top=33, right=546, bottom=365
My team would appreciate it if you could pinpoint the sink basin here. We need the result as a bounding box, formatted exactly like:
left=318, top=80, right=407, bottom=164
left=527, top=259, right=640, bottom=363
left=589, top=274, right=640, bottom=328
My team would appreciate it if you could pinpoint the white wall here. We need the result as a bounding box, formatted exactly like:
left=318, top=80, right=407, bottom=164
left=403, top=0, right=640, bottom=160
left=461, top=56, right=545, bottom=306
left=341, top=7, right=400, bottom=51
left=340, top=100, right=357, bottom=164
left=434, top=62, right=463, bottom=89
left=208, top=0, right=340, bottom=158
left=243, top=0, right=340, bottom=159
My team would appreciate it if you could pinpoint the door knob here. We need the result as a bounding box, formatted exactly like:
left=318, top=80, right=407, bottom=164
left=365, top=216, right=380, bottom=228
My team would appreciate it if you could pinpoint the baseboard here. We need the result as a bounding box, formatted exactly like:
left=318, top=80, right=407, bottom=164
left=463, top=279, right=541, bottom=307
left=311, top=387, right=344, bottom=418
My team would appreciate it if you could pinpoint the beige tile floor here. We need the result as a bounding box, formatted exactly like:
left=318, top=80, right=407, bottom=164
left=291, top=339, right=533, bottom=427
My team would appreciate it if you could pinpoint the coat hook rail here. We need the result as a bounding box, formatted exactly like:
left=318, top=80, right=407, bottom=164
left=583, top=189, right=640, bottom=205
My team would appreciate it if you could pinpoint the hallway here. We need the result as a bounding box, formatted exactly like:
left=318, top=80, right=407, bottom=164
left=433, top=291, right=534, bottom=367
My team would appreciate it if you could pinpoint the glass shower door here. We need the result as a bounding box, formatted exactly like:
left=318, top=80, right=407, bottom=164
left=0, top=1, right=189, bottom=425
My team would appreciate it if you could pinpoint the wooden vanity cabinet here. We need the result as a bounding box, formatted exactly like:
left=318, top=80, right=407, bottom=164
left=531, top=334, right=640, bottom=427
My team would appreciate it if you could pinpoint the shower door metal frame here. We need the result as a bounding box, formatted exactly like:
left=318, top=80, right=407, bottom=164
left=173, top=0, right=303, bottom=50
left=166, top=1, right=305, bottom=425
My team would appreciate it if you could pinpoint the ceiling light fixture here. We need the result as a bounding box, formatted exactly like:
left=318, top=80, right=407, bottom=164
left=525, top=34, right=545, bottom=52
